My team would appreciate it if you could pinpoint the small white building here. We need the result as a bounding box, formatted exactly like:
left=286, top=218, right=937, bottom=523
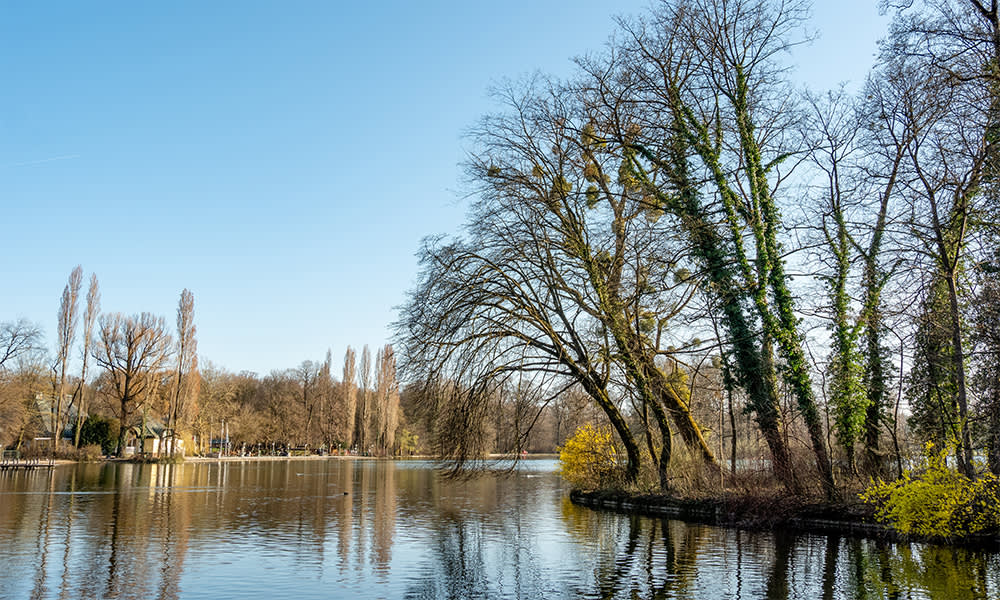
left=131, top=425, right=185, bottom=457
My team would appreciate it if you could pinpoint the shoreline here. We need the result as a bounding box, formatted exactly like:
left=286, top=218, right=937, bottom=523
left=569, top=489, right=1000, bottom=549
left=184, top=454, right=374, bottom=462
left=47, top=452, right=558, bottom=465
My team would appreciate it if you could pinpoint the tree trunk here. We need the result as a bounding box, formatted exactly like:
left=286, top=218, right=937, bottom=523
left=117, top=396, right=129, bottom=458
left=945, top=272, right=976, bottom=478
left=580, top=374, right=641, bottom=484
left=862, top=306, right=887, bottom=476
left=989, top=384, right=1000, bottom=476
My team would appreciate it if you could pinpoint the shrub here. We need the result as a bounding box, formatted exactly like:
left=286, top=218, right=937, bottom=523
left=77, top=444, right=104, bottom=462
left=77, top=415, right=120, bottom=455
left=860, top=443, right=1000, bottom=539
left=21, top=441, right=79, bottom=460
left=558, top=423, right=626, bottom=490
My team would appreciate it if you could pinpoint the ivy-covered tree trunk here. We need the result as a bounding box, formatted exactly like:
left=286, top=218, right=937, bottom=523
left=907, top=279, right=961, bottom=448
left=766, top=250, right=837, bottom=497
left=646, top=92, right=834, bottom=496
left=861, top=285, right=889, bottom=474
left=973, top=255, right=1000, bottom=475
left=808, top=98, right=871, bottom=477
left=860, top=235, right=891, bottom=476
left=625, top=139, right=799, bottom=494
left=732, top=66, right=836, bottom=499
left=988, top=385, right=1000, bottom=476
left=857, top=101, right=900, bottom=478
left=826, top=205, right=865, bottom=475
left=943, top=270, right=975, bottom=478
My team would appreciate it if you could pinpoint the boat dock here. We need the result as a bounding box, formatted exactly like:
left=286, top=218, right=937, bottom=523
left=0, top=452, right=55, bottom=472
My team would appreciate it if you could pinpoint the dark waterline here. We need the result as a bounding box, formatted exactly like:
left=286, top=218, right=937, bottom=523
left=0, top=459, right=997, bottom=599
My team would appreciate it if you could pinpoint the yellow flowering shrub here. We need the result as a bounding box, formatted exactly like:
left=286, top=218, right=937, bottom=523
left=860, top=443, right=1000, bottom=539
left=558, top=423, right=624, bottom=490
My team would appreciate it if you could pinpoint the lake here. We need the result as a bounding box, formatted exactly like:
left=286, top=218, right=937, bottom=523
left=0, top=458, right=997, bottom=599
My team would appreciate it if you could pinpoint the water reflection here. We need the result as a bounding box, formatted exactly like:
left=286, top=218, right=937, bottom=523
left=560, top=497, right=1000, bottom=599
left=1, top=460, right=998, bottom=599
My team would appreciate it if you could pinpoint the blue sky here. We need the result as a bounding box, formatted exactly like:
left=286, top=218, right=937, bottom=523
left=0, top=1, right=887, bottom=376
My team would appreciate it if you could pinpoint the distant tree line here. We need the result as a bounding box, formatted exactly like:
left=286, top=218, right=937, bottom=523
left=194, top=345, right=404, bottom=456
left=0, top=264, right=595, bottom=459
left=0, top=266, right=410, bottom=457
left=0, top=272, right=414, bottom=457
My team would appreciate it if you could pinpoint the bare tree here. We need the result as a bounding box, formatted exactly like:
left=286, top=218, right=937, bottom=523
left=854, top=72, right=915, bottom=476
left=462, top=77, right=719, bottom=483
left=877, top=0, right=1000, bottom=476
left=0, top=319, right=44, bottom=377
left=258, top=370, right=302, bottom=447
left=317, top=349, right=335, bottom=449
left=972, top=252, right=1000, bottom=474
left=194, top=363, right=255, bottom=453
left=52, top=265, right=83, bottom=452
left=373, top=345, right=400, bottom=456
left=803, top=92, right=868, bottom=475
left=293, top=360, right=319, bottom=446
left=397, top=70, right=732, bottom=482
left=397, top=234, right=643, bottom=478
left=341, top=346, right=358, bottom=449
left=356, top=345, right=372, bottom=452
left=93, top=313, right=172, bottom=456
left=168, top=289, right=197, bottom=456
left=582, top=0, right=834, bottom=496
left=0, top=321, right=45, bottom=448
left=73, top=274, right=100, bottom=447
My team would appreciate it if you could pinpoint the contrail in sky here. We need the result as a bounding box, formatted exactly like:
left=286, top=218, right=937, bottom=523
left=0, top=154, right=80, bottom=169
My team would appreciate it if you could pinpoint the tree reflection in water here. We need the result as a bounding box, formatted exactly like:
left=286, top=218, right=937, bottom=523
left=1, top=461, right=999, bottom=599
left=559, top=495, right=1000, bottom=599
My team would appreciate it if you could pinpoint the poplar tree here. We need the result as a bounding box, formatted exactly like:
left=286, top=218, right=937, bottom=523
left=355, top=346, right=372, bottom=453
left=53, top=266, right=83, bottom=452
left=73, top=274, right=100, bottom=447
left=341, top=346, right=358, bottom=449
left=374, top=345, right=400, bottom=456
left=169, top=289, right=197, bottom=456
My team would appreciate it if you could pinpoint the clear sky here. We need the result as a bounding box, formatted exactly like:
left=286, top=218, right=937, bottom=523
left=0, top=1, right=888, bottom=376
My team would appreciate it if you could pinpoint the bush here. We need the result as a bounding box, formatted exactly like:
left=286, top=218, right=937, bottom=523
left=76, top=415, right=120, bottom=455
left=78, top=444, right=104, bottom=462
left=20, top=441, right=78, bottom=460
left=860, top=442, right=1000, bottom=539
left=558, top=424, right=626, bottom=490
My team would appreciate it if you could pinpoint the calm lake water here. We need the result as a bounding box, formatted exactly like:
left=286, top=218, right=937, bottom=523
left=1, top=458, right=997, bottom=599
